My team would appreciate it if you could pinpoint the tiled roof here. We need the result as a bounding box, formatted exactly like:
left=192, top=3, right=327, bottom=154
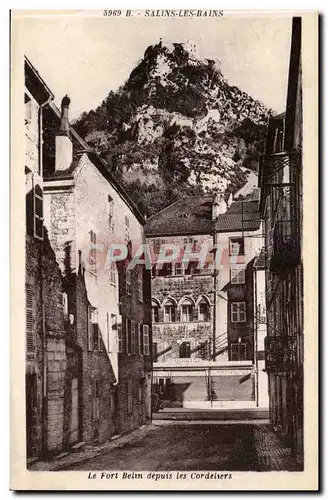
left=145, top=195, right=261, bottom=236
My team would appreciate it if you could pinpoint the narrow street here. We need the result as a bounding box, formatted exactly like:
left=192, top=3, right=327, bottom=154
left=64, top=424, right=259, bottom=471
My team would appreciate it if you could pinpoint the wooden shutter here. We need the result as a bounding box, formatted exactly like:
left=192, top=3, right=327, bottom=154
left=26, top=284, right=34, bottom=353
left=117, top=320, right=123, bottom=353
left=139, top=323, right=144, bottom=355
left=122, top=317, right=127, bottom=353
left=33, top=176, right=43, bottom=241
left=143, top=325, right=149, bottom=355
left=131, top=320, right=136, bottom=354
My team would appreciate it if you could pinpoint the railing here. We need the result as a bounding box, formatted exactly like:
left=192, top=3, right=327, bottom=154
left=265, top=334, right=301, bottom=373
left=267, top=220, right=300, bottom=273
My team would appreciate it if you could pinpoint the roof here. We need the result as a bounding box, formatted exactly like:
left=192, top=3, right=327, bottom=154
left=25, top=56, right=54, bottom=104
left=145, top=195, right=261, bottom=237
left=43, top=103, right=145, bottom=225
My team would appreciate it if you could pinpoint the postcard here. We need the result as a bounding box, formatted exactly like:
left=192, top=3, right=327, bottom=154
left=10, top=9, right=318, bottom=491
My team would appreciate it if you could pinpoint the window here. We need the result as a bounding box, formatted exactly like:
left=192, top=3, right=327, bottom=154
left=174, top=262, right=184, bottom=276
left=131, top=320, right=136, bottom=354
left=153, top=239, right=162, bottom=255
left=127, top=380, right=133, bottom=414
left=88, top=306, right=99, bottom=350
left=117, top=320, right=123, bottom=353
left=164, top=304, right=176, bottom=323
left=229, top=237, right=245, bottom=256
left=185, top=262, right=200, bottom=275
left=231, top=302, right=246, bottom=323
left=198, top=300, right=209, bottom=321
left=179, top=341, right=191, bottom=358
left=183, top=237, right=195, bottom=250
left=181, top=299, right=194, bottom=322
left=158, top=262, right=173, bottom=277
left=143, top=325, right=150, bottom=355
left=31, top=176, right=44, bottom=241
left=230, top=264, right=246, bottom=284
left=152, top=305, right=159, bottom=323
left=230, top=342, right=247, bottom=361
left=110, top=261, right=116, bottom=285
left=152, top=342, right=158, bottom=361
left=108, top=195, right=114, bottom=231
left=89, top=230, right=97, bottom=277
left=139, top=323, right=144, bottom=355
left=110, top=313, right=117, bottom=352
left=62, top=292, right=68, bottom=320
left=138, top=268, right=143, bottom=302
left=126, top=267, right=132, bottom=295
left=26, top=284, right=35, bottom=353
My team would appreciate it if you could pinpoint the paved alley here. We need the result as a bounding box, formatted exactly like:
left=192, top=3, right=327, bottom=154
left=43, top=422, right=301, bottom=472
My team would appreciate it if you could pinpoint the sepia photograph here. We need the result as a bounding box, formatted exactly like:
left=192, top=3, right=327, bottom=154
left=10, top=9, right=318, bottom=490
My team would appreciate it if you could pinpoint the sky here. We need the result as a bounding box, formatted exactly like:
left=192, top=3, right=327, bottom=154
left=16, top=11, right=293, bottom=121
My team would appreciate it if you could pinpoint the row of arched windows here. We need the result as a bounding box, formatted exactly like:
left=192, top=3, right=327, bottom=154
left=152, top=296, right=211, bottom=324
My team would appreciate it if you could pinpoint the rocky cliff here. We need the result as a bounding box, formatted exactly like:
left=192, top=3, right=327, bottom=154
left=74, top=40, right=273, bottom=216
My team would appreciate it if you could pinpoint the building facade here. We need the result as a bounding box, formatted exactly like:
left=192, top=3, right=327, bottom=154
left=145, top=192, right=268, bottom=408
left=42, top=96, right=153, bottom=440
left=259, top=17, right=303, bottom=457
left=25, top=57, right=152, bottom=461
left=25, top=57, right=68, bottom=459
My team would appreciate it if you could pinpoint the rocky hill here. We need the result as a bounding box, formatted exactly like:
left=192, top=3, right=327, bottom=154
left=73, top=40, right=273, bottom=216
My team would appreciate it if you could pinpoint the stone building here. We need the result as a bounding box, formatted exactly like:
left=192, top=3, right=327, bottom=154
left=145, top=192, right=268, bottom=408
left=259, top=17, right=303, bottom=458
left=25, top=57, right=152, bottom=461
left=25, top=57, right=68, bottom=459
left=42, top=94, right=152, bottom=441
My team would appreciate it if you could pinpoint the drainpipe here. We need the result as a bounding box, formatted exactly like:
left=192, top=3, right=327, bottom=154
left=38, top=95, right=54, bottom=456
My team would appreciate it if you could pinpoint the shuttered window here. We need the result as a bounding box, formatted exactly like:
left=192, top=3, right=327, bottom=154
left=139, top=323, right=143, bottom=355
left=131, top=320, right=136, bottom=354
left=33, top=176, right=43, bottom=241
left=88, top=306, right=99, bottom=350
left=117, top=320, right=123, bottom=353
left=26, top=284, right=35, bottom=353
left=143, top=325, right=149, bottom=355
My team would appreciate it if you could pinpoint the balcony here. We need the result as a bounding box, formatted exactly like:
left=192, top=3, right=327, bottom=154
left=267, top=220, right=300, bottom=274
left=264, top=334, right=301, bottom=374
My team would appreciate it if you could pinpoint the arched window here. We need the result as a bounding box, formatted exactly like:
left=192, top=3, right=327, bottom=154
left=180, top=297, right=194, bottom=322
left=198, top=297, right=210, bottom=321
left=163, top=298, right=176, bottom=323
left=152, top=299, right=160, bottom=323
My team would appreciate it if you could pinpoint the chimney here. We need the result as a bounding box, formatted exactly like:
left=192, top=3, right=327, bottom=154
left=212, top=193, right=227, bottom=220
left=55, top=95, right=73, bottom=171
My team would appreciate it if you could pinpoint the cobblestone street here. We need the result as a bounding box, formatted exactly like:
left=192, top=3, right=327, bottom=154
left=30, top=423, right=302, bottom=472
